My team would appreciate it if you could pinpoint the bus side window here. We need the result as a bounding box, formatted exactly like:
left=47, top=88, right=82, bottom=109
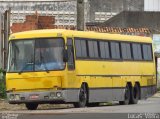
left=67, top=38, right=75, bottom=70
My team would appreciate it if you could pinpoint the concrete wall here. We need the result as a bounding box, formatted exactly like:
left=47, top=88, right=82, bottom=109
left=101, top=11, right=160, bottom=32
left=89, top=0, right=144, bottom=22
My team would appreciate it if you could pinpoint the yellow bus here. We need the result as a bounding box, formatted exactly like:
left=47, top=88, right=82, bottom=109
left=6, top=29, right=157, bottom=110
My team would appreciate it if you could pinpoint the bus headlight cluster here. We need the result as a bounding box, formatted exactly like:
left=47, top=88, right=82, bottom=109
left=50, top=92, right=62, bottom=98
left=9, top=94, right=20, bottom=100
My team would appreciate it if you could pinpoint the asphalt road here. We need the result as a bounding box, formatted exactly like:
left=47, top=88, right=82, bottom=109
left=0, top=97, right=160, bottom=119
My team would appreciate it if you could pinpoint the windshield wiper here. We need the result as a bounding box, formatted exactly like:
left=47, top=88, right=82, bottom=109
left=18, top=62, right=34, bottom=74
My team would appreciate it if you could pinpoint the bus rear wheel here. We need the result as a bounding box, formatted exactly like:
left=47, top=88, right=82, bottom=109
left=119, top=84, right=130, bottom=105
left=25, top=103, right=38, bottom=110
left=130, top=84, right=140, bottom=104
left=74, top=84, right=87, bottom=108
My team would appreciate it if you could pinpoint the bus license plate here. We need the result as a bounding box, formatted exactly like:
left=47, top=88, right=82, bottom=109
left=29, top=95, right=39, bottom=100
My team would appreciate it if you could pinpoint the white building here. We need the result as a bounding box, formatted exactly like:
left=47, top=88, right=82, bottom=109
left=0, top=0, right=77, bottom=26
left=144, top=0, right=160, bottom=11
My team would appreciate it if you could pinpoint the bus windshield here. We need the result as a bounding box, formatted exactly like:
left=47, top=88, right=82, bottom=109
left=7, top=38, right=65, bottom=73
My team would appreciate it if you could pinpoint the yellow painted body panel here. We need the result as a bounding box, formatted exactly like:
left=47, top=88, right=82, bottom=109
left=6, top=29, right=156, bottom=92
left=6, top=71, right=64, bottom=92
left=75, top=60, right=155, bottom=87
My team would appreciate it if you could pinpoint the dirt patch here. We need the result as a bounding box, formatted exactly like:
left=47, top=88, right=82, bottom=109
left=0, top=99, right=26, bottom=111
left=0, top=99, right=72, bottom=111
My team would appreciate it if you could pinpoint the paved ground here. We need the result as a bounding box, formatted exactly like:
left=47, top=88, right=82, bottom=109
left=0, top=93, right=160, bottom=119
left=0, top=113, right=140, bottom=119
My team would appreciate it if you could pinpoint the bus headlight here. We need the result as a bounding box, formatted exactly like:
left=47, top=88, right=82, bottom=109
left=15, top=94, right=20, bottom=100
left=56, top=92, right=62, bottom=98
left=10, top=94, right=15, bottom=100
left=50, top=92, right=55, bottom=98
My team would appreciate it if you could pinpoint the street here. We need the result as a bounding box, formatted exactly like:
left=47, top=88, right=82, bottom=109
left=0, top=94, right=160, bottom=119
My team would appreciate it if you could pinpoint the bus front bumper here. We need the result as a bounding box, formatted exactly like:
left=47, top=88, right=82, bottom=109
left=7, top=90, right=66, bottom=104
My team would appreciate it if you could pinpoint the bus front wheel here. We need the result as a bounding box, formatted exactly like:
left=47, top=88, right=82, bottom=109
left=119, top=84, right=130, bottom=105
left=74, top=84, right=87, bottom=108
left=25, top=103, right=38, bottom=110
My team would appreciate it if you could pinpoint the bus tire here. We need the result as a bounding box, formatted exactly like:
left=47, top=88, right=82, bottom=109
left=74, top=84, right=87, bottom=108
left=130, top=83, right=139, bottom=104
left=25, top=103, right=38, bottom=110
left=119, top=84, right=130, bottom=105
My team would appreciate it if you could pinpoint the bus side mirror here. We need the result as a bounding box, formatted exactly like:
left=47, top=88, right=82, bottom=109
left=63, top=49, right=68, bottom=62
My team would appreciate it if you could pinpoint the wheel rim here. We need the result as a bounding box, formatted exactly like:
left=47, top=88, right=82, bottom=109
left=125, top=86, right=130, bottom=100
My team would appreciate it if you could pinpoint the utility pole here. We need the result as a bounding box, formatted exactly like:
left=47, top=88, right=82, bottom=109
left=77, top=0, right=85, bottom=31
left=2, top=9, right=10, bottom=70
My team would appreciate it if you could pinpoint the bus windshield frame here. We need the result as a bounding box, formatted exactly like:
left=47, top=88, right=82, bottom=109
left=7, top=37, right=65, bottom=73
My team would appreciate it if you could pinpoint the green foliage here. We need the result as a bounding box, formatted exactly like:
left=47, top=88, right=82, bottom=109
left=157, top=87, right=160, bottom=92
left=0, top=68, right=6, bottom=98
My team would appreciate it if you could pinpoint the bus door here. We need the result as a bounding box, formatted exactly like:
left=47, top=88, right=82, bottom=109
left=67, top=38, right=76, bottom=86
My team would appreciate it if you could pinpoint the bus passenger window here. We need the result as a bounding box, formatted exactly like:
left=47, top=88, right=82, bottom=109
left=75, top=39, right=87, bottom=58
left=121, top=43, right=132, bottom=60
left=110, top=42, right=121, bottom=60
left=132, top=43, right=142, bottom=60
left=99, top=41, right=110, bottom=59
left=142, top=44, right=152, bottom=61
left=88, top=41, right=99, bottom=58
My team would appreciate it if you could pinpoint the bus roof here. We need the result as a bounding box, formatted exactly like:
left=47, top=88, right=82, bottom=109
left=9, top=29, right=152, bottom=43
